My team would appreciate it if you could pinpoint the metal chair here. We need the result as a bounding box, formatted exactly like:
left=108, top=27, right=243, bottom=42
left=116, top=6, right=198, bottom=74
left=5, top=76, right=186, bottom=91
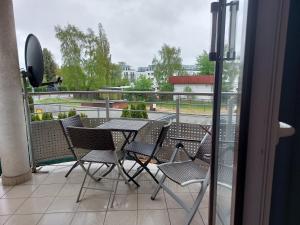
left=66, top=126, right=128, bottom=206
left=151, top=129, right=211, bottom=225
left=59, top=115, right=108, bottom=181
left=123, top=121, right=172, bottom=184
left=59, top=115, right=85, bottom=178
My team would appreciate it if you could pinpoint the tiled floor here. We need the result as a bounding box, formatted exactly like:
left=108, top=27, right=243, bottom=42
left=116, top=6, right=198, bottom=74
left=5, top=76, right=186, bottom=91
left=0, top=162, right=209, bottom=225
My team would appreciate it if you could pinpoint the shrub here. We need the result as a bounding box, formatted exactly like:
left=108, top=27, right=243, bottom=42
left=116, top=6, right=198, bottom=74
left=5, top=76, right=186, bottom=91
left=58, top=112, right=68, bottom=119
left=137, top=103, right=148, bottom=119
left=121, top=107, right=130, bottom=118
left=80, top=112, right=88, bottom=118
left=28, top=96, right=34, bottom=113
left=68, top=108, right=76, bottom=117
left=121, top=103, right=148, bottom=119
left=31, top=114, right=41, bottom=121
left=42, top=112, right=53, bottom=120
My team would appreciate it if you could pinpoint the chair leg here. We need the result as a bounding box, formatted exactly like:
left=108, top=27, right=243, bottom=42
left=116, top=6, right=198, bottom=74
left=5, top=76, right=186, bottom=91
left=97, top=165, right=115, bottom=181
left=184, top=171, right=210, bottom=225
left=78, top=162, right=99, bottom=183
left=65, top=161, right=79, bottom=178
left=77, top=162, right=91, bottom=203
left=151, top=174, right=166, bottom=200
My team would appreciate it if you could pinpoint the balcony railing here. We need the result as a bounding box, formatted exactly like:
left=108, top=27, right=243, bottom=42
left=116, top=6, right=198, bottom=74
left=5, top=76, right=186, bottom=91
left=27, top=90, right=236, bottom=172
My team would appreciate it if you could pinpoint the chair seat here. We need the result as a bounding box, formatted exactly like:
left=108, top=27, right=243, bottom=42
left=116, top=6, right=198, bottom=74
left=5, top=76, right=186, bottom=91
left=81, top=150, right=122, bottom=164
left=124, top=141, right=156, bottom=157
left=158, top=160, right=208, bottom=186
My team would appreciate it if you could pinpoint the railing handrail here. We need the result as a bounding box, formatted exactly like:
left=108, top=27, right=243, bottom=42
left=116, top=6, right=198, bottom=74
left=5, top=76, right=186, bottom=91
left=28, top=90, right=231, bottom=96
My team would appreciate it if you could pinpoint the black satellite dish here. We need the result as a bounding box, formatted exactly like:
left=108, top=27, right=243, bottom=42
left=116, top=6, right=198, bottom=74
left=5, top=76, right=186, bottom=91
left=24, top=34, right=44, bottom=87
left=21, top=34, right=62, bottom=88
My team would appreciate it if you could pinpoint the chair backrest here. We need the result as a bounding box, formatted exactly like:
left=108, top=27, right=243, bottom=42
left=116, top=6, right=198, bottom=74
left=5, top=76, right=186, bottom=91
left=155, top=121, right=172, bottom=148
left=59, top=115, right=84, bottom=148
left=194, top=129, right=212, bottom=164
left=67, top=127, right=115, bottom=151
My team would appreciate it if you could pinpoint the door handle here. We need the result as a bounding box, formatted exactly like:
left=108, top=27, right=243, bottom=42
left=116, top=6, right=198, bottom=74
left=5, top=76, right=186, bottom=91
left=278, top=122, right=295, bottom=139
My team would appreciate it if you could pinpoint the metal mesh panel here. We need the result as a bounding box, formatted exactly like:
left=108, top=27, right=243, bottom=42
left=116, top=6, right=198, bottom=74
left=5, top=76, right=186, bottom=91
left=31, top=118, right=210, bottom=166
left=31, top=120, right=71, bottom=162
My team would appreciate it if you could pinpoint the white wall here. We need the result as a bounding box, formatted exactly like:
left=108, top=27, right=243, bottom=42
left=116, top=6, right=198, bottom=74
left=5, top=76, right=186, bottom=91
left=173, top=84, right=213, bottom=100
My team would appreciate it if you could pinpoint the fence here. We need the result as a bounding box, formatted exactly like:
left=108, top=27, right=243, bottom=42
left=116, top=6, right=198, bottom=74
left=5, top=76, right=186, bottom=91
left=27, top=90, right=236, bottom=172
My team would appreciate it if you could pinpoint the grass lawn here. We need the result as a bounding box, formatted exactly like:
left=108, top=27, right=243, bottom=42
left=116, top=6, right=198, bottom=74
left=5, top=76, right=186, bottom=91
left=35, top=98, right=95, bottom=106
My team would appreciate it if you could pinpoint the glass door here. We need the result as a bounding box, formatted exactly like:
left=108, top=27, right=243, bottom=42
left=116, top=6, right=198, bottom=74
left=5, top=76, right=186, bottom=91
left=209, top=0, right=249, bottom=224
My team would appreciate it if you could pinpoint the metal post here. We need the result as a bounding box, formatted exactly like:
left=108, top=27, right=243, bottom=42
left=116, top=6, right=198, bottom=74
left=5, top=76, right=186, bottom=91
left=105, top=97, right=110, bottom=121
left=176, top=95, right=180, bottom=136
left=97, top=108, right=100, bottom=118
left=22, top=76, right=36, bottom=172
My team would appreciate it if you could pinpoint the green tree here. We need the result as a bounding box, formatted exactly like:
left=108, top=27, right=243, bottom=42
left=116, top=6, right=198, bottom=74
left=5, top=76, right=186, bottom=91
left=55, top=23, right=113, bottom=90
left=222, top=60, right=239, bottom=92
left=195, top=50, right=215, bottom=74
left=110, top=63, right=124, bottom=86
left=43, top=48, right=57, bottom=82
left=133, top=75, right=153, bottom=91
left=152, top=44, right=184, bottom=90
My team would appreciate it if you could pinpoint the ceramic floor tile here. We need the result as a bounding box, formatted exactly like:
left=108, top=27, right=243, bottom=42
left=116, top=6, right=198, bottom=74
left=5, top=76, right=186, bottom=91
left=0, top=198, right=26, bottom=215
left=5, top=214, right=42, bottom=225
left=137, top=180, right=158, bottom=194
left=83, top=189, right=111, bottom=199
left=31, top=184, right=64, bottom=197
left=188, top=183, right=202, bottom=193
left=137, top=210, right=170, bottom=225
left=165, top=193, right=194, bottom=209
left=191, top=192, right=209, bottom=209
left=104, top=211, right=137, bottom=225
left=3, top=185, right=38, bottom=198
left=78, top=197, right=110, bottom=212
left=163, top=180, right=190, bottom=193
left=37, top=213, right=74, bottom=225
left=16, top=197, right=53, bottom=214
left=115, top=182, right=137, bottom=195
left=57, top=184, right=81, bottom=197
left=109, top=194, right=137, bottom=211
left=168, top=208, right=205, bottom=225
left=42, top=174, right=68, bottom=184
left=70, top=212, right=105, bottom=225
left=0, top=215, right=9, bottom=225
left=0, top=187, right=12, bottom=198
left=47, top=196, right=79, bottom=213
left=199, top=207, right=208, bottom=225
left=138, top=194, right=166, bottom=210
left=24, top=174, right=49, bottom=185
left=38, top=165, right=57, bottom=173
left=66, top=172, right=87, bottom=184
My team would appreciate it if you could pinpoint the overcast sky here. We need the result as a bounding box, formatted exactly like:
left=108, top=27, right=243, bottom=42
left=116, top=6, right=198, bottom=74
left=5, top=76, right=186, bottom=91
left=13, top=0, right=213, bottom=69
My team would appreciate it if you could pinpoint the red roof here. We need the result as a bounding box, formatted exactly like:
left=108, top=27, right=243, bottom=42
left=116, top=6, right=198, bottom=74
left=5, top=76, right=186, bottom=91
left=169, top=75, right=214, bottom=85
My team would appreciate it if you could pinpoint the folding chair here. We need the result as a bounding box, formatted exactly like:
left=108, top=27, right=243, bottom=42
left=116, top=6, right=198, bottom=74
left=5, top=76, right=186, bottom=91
left=151, top=129, right=211, bottom=225
left=67, top=126, right=128, bottom=206
left=123, top=121, right=172, bottom=184
left=59, top=115, right=85, bottom=177
left=59, top=115, right=107, bottom=181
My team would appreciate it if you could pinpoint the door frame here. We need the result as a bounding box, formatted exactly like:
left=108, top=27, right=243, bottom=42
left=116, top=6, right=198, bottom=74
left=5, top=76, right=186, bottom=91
left=208, top=0, right=291, bottom=224
left=241, top=0, right=290, bottom=225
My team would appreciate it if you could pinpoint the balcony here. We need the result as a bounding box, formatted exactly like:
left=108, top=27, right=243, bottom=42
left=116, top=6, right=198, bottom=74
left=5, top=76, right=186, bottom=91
left=0, top=90, right=221, bottom=225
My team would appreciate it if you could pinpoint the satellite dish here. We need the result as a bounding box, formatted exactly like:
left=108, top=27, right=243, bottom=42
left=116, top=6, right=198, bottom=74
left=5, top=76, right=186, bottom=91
left=24, top=34, right=44, bottom=87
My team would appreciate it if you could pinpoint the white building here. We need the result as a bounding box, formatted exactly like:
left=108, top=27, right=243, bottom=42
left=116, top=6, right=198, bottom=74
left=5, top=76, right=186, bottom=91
left=182, top=65, right=200, bottom=75
left=118, top=62, right=136, bottom=83
left=169, top=75, right=214, bottom=101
